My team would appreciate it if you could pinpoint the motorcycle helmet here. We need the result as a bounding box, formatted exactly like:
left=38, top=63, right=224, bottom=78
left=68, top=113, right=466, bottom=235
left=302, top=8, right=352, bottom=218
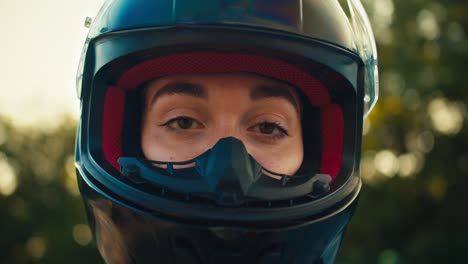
left=75, top=0, right=378, bottom=263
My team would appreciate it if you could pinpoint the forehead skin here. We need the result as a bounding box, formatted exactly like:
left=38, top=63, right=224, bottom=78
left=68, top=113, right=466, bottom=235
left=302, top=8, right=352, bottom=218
left=143, top=72, right=301, bottom=114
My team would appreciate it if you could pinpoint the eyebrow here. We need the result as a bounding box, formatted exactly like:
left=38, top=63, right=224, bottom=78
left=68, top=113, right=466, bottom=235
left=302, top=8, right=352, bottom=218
left=250, top=84, right=300, bottom=111
left=148, top=80, right=300, bottom=112
left=149, top=81, right=207, bottom=107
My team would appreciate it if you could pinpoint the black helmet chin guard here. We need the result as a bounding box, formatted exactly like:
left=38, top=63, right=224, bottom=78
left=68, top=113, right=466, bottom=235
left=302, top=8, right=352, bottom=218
left=118, top=137, right=334, bottom=207
left=75, top=0, right=378, bottom=263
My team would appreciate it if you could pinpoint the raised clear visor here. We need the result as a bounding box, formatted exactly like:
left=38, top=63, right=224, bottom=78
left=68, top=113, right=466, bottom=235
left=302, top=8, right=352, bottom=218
left=348, top=0, right=379, bottom=117
left=88, top=0, right=356, bottom=50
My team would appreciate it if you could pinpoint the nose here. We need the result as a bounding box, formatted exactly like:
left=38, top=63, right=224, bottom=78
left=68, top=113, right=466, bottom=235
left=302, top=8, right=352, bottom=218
left=210, top=115, right=244, bottom=145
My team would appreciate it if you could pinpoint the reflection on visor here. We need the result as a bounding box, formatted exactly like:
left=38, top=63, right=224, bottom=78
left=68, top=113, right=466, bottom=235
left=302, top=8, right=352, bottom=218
left=118, top=137, right=331, bottom=206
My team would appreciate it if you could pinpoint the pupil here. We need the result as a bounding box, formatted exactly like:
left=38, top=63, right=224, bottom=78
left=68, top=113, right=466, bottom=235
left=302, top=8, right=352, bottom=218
left=177, top=118, right=193, bottom=129
left=259, top=123, right=275, bottom=134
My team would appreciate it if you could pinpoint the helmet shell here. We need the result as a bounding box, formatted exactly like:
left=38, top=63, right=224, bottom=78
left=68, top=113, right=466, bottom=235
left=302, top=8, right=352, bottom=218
left=75, top=0, right=377, bottom=263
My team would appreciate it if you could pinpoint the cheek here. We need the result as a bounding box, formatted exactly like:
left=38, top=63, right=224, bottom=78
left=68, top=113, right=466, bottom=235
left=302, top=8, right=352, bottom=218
left=141, top=126, right=160, bottom=159
left=140, top=124, right=162, bottom=160
left=246, top=137, right=304, bottom=176
left=140, top=123, right=212, bottom=161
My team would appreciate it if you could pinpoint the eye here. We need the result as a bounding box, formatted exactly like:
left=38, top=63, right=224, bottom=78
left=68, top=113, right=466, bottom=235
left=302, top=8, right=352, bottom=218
left=160, top=116, right=202, bottom=130
left=258, top=122, right=279, bottom=134
left=249, top=122, right=289, bottom=138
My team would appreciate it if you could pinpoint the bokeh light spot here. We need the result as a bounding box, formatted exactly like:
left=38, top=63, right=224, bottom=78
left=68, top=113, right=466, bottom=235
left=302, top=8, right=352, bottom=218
left=427, top=177, right=447, bottom=200
left=374, top=150, right=399, bottom=177
left=417, top=9, right=440, bottom=40
left=372, top=0, right=394, bottom=45
left=72, top=224, right=93, bottom=246
left=0, top=153, right=18, bottom=196
left=26, top=236, right=47, bottom=259
left=373, top=0, right=394, bottom=28
left=398, top=152, right=424, bottom=177
left=416, top=131, right=435, bottom=153
left=428, top=98, right=465, bottom=135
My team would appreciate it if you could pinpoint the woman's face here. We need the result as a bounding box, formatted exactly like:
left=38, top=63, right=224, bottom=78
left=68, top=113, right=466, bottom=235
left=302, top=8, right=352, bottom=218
left=141, top=73, right=303, bottom=176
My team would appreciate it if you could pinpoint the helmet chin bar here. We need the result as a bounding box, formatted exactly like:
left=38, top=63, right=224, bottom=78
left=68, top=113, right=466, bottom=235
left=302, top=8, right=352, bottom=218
left=118, top=137, right=331, bottom=207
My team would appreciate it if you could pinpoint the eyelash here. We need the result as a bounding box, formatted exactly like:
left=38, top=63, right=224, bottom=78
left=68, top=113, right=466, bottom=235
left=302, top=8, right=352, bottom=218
left=159, top=116, right=201, bottom=130
left=251, top=121, right=289, bottom=141
left=159, top=116, right=289, bottom=140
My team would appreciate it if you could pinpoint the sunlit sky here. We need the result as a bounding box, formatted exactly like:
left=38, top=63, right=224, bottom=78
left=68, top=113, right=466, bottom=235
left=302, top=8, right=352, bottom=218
left=0, top=0, right=105, bottom=127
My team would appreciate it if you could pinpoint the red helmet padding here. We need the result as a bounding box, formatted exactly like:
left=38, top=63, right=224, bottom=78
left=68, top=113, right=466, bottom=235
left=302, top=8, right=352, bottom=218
left=102, top=86, right=126, bottom=170
left=101, top=53, right=344, bottom=179
left=319, top=104, right=344, bottom=179
left=117, top=53, right=331, bottom=106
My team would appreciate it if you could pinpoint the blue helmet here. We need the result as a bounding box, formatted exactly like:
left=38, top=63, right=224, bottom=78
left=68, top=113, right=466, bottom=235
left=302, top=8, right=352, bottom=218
left=75, top=0, right=378, bottom=263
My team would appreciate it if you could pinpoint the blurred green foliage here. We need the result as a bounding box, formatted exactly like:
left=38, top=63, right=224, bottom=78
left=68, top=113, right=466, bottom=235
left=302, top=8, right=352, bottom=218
left=0, top=117, right=101, bottom=263
left=0, top=0, right=467, bottom=263
left=339, top=0, right=468, bottom=263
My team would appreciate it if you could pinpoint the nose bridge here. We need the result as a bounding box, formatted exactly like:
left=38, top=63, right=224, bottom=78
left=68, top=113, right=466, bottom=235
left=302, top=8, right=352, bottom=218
left=212, top=113, right=243, bottom=142
left=208, top=81, right=249, bottom=145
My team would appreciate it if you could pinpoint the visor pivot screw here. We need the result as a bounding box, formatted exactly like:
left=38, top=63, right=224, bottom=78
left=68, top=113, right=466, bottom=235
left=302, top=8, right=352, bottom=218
left=311, top=180, right=330, bottom=197
left=84, top=17, right=93, bottom=28
left=121, top=164, right=143, bottom=184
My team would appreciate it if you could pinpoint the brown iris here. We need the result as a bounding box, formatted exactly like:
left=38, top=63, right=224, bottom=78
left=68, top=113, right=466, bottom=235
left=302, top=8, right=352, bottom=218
left=258, top=122, right=277, bottom=134
left=176, top=117, right=194, bottom=129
